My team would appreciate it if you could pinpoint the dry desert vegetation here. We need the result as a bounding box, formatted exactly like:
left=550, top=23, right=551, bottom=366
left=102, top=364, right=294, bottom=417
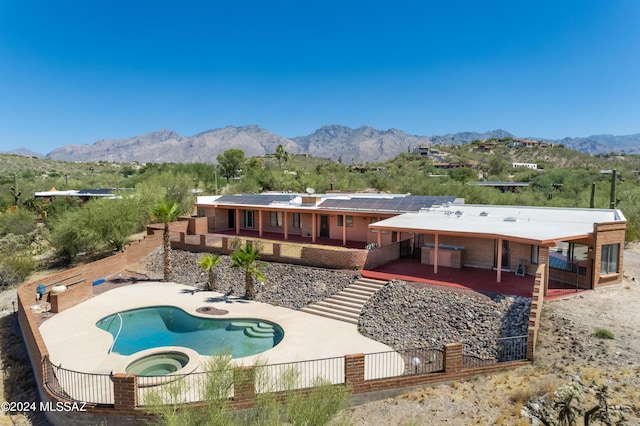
left=1, top=245, right=639, bottom=425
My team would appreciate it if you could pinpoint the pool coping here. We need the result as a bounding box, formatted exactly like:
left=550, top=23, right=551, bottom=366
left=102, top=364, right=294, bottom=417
left=39, top=282, right=396, bottom=374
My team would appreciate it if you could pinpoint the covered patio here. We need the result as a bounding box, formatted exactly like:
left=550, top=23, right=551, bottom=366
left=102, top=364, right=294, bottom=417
left=212, top=229, right=368, bottom=249
left=360, top=257, right=581, bottom=299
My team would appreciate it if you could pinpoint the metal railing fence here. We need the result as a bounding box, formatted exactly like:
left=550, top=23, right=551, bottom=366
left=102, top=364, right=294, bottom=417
left=365, top=347, right=443, bottom=380
left=43, top=359, right=114, bottom=405
left=253, top=356, right=345, bottom=393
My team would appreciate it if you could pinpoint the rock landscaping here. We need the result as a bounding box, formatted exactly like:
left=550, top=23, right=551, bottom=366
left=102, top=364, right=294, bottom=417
left=144, top=249, right=531, bottom=357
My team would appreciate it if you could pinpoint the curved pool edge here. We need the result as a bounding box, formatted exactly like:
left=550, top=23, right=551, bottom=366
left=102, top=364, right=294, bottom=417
left=113, top=346, right=201, bottom=387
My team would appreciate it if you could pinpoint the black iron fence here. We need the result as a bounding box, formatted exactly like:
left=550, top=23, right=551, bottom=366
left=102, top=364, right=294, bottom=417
left=43, top=336, right=527, bottom=408
left=365, top=347, right=444, bottom=379
left=43, top=358, right=114, bottom=406
left=462, top=335, right=528, bottom=369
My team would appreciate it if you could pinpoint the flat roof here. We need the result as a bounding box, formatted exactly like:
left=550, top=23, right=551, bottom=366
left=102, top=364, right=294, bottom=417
left=370, top=205, right=626, bottom=245
left=196, top=193, right=464, bottom=214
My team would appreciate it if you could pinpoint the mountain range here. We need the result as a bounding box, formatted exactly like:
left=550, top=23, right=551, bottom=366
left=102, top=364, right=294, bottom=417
left=4, top=125, right=640, bottom=164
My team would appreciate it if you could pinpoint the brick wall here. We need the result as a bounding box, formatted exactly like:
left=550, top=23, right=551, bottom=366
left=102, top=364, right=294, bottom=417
left=420, top=235, right=494, bottom=269
left=527, top=264, right=546, bottom=360
left=17, top=234, right=163, bottom=425
left=593, top=222, right=626, bottom=288
left=173, top=233, right=369, bottom=270
left=363, top=242, right=401, bottom=270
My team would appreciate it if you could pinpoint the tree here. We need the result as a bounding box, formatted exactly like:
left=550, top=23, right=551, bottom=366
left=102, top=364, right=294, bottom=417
left=85, top=198, right=143, bottom=252
left=150, top=201, right=180, bottom=282
left=230, top=245, right=265, bottom=300
left=198, top=253, right=222, bottom=291
left=275, top=144, right=290, bottom=168
left=217, top=149, right=245, bottom=180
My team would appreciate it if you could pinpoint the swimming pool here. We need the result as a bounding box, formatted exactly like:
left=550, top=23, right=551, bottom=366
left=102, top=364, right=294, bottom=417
left=96, top=306, right=284, bottom=358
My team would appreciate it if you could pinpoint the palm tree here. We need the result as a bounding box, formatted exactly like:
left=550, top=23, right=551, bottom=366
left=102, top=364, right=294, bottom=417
left=230, top=245, right=265, bottom=300
left=275, top=144, right=290, bottom=168
left=198, top=253, right=221, bottom=291
left=150, top=201, right=180, bottom=282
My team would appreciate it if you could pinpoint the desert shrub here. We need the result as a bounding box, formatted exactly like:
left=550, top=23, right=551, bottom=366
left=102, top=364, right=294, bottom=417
left=0, top=209, right=36, bottom=236
left=594, top=328, right=615, bottom=339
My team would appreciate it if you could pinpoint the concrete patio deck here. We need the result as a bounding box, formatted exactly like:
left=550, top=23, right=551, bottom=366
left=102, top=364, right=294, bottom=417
left=39, top=282, right=396, bottom=375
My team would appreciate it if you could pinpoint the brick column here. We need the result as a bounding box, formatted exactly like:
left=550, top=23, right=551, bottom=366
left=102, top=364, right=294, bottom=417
left=538, top=247, right=550, bottom=296
left=443, top=343, right=463, bottom=373
left=527, top=327, right=537, bottom=361
left=233, top=366, right=255, bottom=408
left=345, top=353, right=365, bottom=392
left=112, top=373, right=137, bottom=411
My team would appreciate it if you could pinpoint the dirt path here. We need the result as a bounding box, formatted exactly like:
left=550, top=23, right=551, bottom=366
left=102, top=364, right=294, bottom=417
left=1, top=246, right=639, bottom=425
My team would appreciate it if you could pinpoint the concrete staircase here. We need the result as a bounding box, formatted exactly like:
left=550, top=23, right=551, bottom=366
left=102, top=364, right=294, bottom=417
left=300, top=277, right=387, bottom=325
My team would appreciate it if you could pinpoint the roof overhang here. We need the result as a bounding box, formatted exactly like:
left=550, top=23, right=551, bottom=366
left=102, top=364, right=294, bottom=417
left=369, top=205, right=626, bottom=246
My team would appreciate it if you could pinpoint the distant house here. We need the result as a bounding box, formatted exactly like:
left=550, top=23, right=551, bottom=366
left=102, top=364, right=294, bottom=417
left=474, top=143, right=497, bottom=152
left=509, top=139, right=554, bottom=149
left=468, top=181, right=530, bottom=193
left=512, top=162, right=538, bottom=170
left=34, top=187, right=134, bottom=204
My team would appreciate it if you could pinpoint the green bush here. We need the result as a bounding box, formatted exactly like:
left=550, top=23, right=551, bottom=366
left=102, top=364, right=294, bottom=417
left=594, top=328, right=615, bottom=339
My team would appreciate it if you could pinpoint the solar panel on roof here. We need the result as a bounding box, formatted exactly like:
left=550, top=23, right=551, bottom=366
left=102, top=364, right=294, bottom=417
left=215, top=194, right=295, bottom=205
left=316, top=195, right=457, bottom=212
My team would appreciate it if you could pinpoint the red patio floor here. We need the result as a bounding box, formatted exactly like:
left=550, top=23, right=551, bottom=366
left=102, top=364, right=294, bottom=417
left=361, top=258, right=586, bottom=300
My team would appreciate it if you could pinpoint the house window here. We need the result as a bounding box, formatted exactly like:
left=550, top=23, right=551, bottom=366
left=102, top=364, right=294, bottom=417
left=292, top=212, right=301, bottom=229
left=270, top=211, right=283, bottom=227
left=530, top=245, right=539, bottom=265
left=550, top=242, right=588, bottom=275
left=370, top=217, right=378, bottom=233
left=243, top=210, right=254, bottom=228
left=338, top=215, right=353, bottom=227
left=600, top=244, right=619, bottom=274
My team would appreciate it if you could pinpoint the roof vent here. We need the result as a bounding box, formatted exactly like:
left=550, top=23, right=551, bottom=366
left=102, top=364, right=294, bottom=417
left=479, top=211, right=489, bottom=217
left=455, top=210, right=463, bottom=217
left=504, top=216, right=518, bottom=222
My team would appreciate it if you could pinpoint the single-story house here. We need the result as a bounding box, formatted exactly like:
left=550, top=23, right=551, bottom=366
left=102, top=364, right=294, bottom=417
left=194, top=193, right=626, bottom=290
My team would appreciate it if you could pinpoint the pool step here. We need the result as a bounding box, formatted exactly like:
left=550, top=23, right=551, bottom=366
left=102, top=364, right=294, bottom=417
left=227, top=321, right=257, bottom=331
left=244, top=323, right=275, bottom=338
left=300, top=278, right=388, bottom=325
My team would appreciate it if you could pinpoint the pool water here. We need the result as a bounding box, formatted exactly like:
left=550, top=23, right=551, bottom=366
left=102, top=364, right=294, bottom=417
left=96, top=306, right=284, bottom=358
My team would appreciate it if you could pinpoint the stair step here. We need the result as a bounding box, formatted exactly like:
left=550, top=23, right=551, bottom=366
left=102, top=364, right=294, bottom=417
left=299, top=308, right=359, bottom=325
left=357, top=278, right=388, bottom=286
left=313, top=301, right=361, bottom=314
left=340, top=288, right=373, bottom=299
left=349, top=283, right=382, bottom=293
left=245, top=328, right=275, bottom=338
left=301, top=305, right=359, bottom=319
left=323, top=296, right=363, bottom=309
left=227, top=321, right=258, bottom=331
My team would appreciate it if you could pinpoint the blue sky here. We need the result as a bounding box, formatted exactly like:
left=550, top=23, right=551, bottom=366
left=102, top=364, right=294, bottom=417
left=1, top=0, right=639, bottom=154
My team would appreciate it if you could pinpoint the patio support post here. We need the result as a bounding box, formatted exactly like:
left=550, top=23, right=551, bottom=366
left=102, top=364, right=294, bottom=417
left=312, top=213, right=316, bottom=243
left=283, top=211, right=288, bottom=240
left=434, top=234, right=439, bottom=274
left=376, top=228, right=381, bottom=247
left=496, top=238, right=503, bottom=283
left=235, top=209, right=240, bottom=235
left=258, top=208, right=263, bottom=238
left=342, top=214, right=347, bottom=246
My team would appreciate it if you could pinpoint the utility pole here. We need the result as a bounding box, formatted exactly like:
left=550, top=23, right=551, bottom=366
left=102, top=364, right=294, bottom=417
left=609, top=169, right=617, bottom=209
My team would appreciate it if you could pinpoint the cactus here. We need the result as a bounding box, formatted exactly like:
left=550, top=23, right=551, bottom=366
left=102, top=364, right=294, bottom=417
left=9, top=173, right=21, bottom=206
